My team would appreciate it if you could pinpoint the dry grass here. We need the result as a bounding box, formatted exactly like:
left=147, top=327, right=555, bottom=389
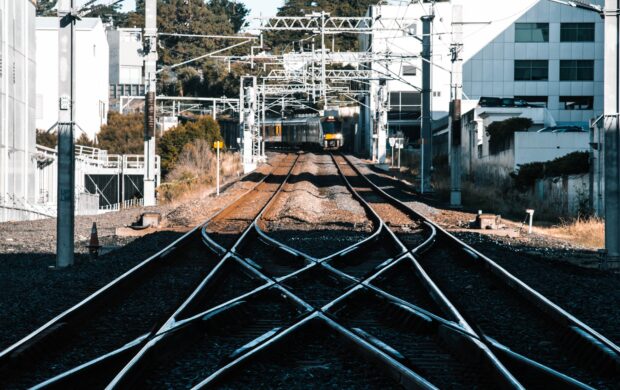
left=159, top=139, right=241, bottom=203
left=545, top=217, right=605, bottom=249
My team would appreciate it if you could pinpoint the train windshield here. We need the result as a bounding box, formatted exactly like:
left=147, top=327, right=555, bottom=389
left=322, top=118, right=341, bottom=134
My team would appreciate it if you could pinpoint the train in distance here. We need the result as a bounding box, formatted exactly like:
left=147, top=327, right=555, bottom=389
left=263, top=112, right=344, bottom=151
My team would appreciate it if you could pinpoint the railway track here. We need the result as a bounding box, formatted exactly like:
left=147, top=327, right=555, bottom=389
left=2, top=152, right=618, bottom=389
left=334, top=153, right=620, bottom=389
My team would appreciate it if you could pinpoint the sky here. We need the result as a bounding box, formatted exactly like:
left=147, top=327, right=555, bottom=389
left=116, top=0, right=284, bottom=28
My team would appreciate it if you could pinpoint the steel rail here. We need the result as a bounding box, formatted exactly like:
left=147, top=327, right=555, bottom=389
left=1, top=154, right=294, bottom=387
left=339, top=153, right=620, bottom=385
left=28, top=152, right=547, bottom=389
left=151, top=153, right=517, bottom=389
left=103, top=153, right=443, bottom=389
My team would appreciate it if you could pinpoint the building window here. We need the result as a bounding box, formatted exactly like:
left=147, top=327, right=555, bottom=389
left=514, top=95, right=549, bottom=108
left=560, top=96, right=593, bottom=110
left=402, top=65, right=417, bottom=76
left=515, top=60, right=548, bottom=81
left=515, top=23, right=549, bottom=42
left=561, top=23, right=595, bottom=42
left=560, top=60, right=594, bottom=81
left=389, top=92, right=421, bottom=120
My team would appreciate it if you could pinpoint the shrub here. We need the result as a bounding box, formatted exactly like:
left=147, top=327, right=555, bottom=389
left=486, top=117, right=533, bottom=154
left=36, top=129, right=57, bottom=148
left=158, top=115, right=224, bottom=176
left=511, top=151, right=590, bottom=191
left=98, top=112, right=145, bottom=154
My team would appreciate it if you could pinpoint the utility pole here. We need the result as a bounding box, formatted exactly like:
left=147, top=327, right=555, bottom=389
left=420, top=14, right=434, bottom=193
left=604, top=0, right=620, bottom=268
left=320, top=11, right=328, bottom=108
left=376, top=81, right=389, bottom=164
left=449, top=5, right=463, bottom=208
left=56, top=0, right=76, bottom=268
left=143, top=0, right=157, bottom=207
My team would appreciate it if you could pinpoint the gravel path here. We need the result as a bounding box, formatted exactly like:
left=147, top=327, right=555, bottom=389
left=260, top=153, right=373, bottom=257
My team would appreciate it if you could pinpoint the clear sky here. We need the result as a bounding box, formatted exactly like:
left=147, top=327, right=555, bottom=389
left=118, top=0, right=284, bottom=26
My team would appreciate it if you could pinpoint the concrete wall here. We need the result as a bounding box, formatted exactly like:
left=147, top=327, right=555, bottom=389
left=35, top=17, right=109, bottom=140
left=0, top=0, right=38, bottom=222
left=535, top=174, right=590, bottom=216
left=514, top=132, right=589, bottom=167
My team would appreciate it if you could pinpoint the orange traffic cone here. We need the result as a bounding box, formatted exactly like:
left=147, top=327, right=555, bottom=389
left=87, top=222, right=102, bottom=259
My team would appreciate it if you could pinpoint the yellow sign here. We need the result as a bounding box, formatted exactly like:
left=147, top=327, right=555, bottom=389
left=213, top=141, right=224, bottom=149
left=325, top=134, right=339, bottom=140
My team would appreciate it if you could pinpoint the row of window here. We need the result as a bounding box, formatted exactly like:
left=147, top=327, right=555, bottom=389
left=515, top=23, right=595, bottom=43
left=515, top=95, right=594, bottom=110
left=514, top=60, right=594, bottom=81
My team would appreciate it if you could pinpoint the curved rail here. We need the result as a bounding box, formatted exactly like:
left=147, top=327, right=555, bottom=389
left=339, top=153, right=620, bottom=387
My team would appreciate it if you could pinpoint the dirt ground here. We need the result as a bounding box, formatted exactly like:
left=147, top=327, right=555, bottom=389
left=352, top=157, right=607, bottom=269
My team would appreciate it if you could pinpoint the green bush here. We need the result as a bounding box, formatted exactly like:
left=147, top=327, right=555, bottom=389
left=158, top=115, right=223, bottom=175
left=98, top=112, right=145, bottom=154
left=486, top=117, right=533, bottom=154
left=511, top=151, right=590, bottom=191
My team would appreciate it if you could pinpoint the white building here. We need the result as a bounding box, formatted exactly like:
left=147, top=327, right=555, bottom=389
left=360, top=0, right=604, bottom=158
left=0, top=0, right=40, bottom=222
left=107, top=27, right=145, bottom=110
left=35, top=17, right=109, bottom=141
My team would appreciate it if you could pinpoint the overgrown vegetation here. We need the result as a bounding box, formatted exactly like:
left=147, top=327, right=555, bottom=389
left=97, top=112, right=145, bottom=154
left=160, top=139, right=240, bottom=202
left=158, top=115, right=223, bottom=175
left=486, top=117, right=533, bottom=155
left=511, top=151, right=590, bottom=191
left=36, top=130, right=95, bottom=149
left=36, top=130, right=57, bottom=149
left=547, top=217, right=604, bottom=249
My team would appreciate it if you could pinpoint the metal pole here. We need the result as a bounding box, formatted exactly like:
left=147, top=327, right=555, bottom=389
left=143, top=0, right=157, bottom=207
left=604, top=0, right=620, bottom=268
left=56, top=0, right=76, bottom=267
left=321, top=12, right=327, bottom=107
left=450, top=5, right=463, bottom=208
left=216, top=143, right=220, bottom=196
left=420, top=15, right=434, bottom=193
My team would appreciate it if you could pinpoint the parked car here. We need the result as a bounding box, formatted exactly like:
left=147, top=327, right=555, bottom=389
left=537, top=125, right=586, bottom=133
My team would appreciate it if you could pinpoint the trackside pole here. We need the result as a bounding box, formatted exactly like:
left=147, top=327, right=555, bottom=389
left=56, top=0, right=76, bottom=268
left=215, top=141, right=222, bottom=196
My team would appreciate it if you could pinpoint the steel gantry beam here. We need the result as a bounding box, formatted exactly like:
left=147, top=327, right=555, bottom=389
left=264, top=69, right=374, bottom=81
left=256, top=13, right=416, bottom=33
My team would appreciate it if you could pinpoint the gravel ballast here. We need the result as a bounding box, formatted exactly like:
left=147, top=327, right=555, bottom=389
left=260, top=153, right=373, bottom=257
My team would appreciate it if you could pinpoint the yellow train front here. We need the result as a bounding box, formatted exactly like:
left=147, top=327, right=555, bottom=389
left=263, top=115, right=343, bottom=151
left=321, top=115, right=343, bottom=150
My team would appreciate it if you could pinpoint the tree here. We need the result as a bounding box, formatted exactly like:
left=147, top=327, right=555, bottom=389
left=83, top=0, right=128, bottom=25
left=36, top=0, right=57, bottom=16
left=97, top=112, right=145, bottom=154
left=36, top=129, right=58, bottom=148
left=208, top=0, right=250, bottom=33
left=486, top=117, right=533, bottom=155
left=266, top=0, right=378, bottom=53
left=76, top=133, right=96, bottom=147
left=158, top=115, right=223, bottom=175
